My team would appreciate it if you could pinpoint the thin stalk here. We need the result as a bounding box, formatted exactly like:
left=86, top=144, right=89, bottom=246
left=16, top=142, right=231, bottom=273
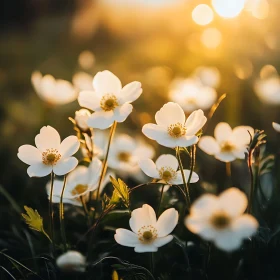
left=187, top=145, right=196, bottom=186
left=49, top=171, right=55, bottom=253
left=176, top=147, right=191, bottom=208
left=157, top=185, right=165, bottom=217
left=80, top=196, right=91, bottom=227
left=226, top=162, right=231, bottom=178
left=95, top=121, right=117, bottom=202
left=59, top=175, right=68, bottom=252
left=247, top=150, right=254, bottom=214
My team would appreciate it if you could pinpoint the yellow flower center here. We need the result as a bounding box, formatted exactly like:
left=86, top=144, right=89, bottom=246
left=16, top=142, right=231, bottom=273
left=138, top=225, right=158, bottom=243
left=100, top=94, right=119, bottom=111
left=159, top=167, right=176, bottom=182
left=117, top=152, right=131, bottom=162
left=210, top=212, right=231, bottom=229
left=71, top=184, right=88, bottom=196
left=168, top=123, right=186, bottom=138
left=221, top=141, right=235, bottom=153
left=42, top=149, right=61, bottom=165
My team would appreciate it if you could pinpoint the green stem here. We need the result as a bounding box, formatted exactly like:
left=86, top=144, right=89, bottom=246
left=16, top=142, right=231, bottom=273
left=247, top=150, right=254, bottom=214
left=59, top=175, right=68, bottom=251
left=95, top=121, right=117, bottom=202
left=49, top=171, right=55, bottom=253
left=80, top=196, right=91, bottom=227
left=176, top=147, right=191, bottom=208
left=187, top=145, right=196, bottom=186
left=157, top=184, right=165, bottom=217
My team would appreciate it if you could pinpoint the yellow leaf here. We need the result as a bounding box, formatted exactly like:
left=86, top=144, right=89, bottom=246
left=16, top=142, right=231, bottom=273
left=110, top=177, right=130, bottom=208
left=112, top=270, right=119, bottom=280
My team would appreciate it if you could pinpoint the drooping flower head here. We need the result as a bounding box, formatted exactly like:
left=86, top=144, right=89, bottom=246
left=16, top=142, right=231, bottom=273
left=78, top=70, right=142, bottom=129
left=169, top=78, right=217, bottom=112
left=185, top=188, right=258, bottom=252
left=115, top=204, right=178, bottom=252
left=108, top=134, right=155, bottom=174
left=31, top=71, right=78, bottom=105
left=142, top=102, right=207, bottom=148
left=199, top=122, right=254, bottom=162
left=45, top=158, right=110, bottom=206
left=56, top=251, right=86, bottom=272
left=139, top=154, right=199, bottom=185
left=18, top=126, right=80, bottom=177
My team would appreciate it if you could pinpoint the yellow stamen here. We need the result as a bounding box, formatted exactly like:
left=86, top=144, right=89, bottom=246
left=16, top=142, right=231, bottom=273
left=100, top=94, right=119, bottom=111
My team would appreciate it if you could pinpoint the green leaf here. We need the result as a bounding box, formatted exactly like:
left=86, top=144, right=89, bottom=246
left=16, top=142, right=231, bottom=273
left=21, top=206, right=52, bottom=243
left=110, top=177, right=130, bottom=208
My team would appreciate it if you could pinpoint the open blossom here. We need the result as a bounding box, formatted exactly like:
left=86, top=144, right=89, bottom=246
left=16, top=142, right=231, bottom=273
left=272, top=122, right=280, bottom=132
left=185, top=188, right=258, bottom=252
left=199, top=122, right=254, bottom=162
left=169, top=78, right=217, bottom=112
left=75, top=109, right=91, bottom=131
left=108, top=134, right=155, bottom=175
left=45, top=158, right=110, bottom=206
left=17, top=126, right=80, bottom=177
left=78, top=70, right=142, bottom=129
left=56, top=251, right=86, bottom=272
left=115, top=204, right=178, bottom=252
left=139, top=154, right=199, bottom=184
left=142, top=102, right=207, bottom=148
left=31, top=71, right=78, bottom=105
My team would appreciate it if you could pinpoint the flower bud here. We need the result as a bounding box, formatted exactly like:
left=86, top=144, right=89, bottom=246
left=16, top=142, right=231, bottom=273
left=75, top=109, right=91, bottom=131
left=56, top=251, right=86, bottom=273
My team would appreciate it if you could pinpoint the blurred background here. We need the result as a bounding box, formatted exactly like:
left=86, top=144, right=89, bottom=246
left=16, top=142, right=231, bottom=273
left=1, top=0, right=280, bottom=246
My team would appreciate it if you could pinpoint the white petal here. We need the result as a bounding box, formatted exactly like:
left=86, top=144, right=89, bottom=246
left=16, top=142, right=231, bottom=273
left=218, top=188, right=248, bottom=218
left=175, top=135, right=199, bottom=147
left=114, top=229, right=140, bottom=247
left=134, top=244, right=158, bottom=253
left=138, top=159, right=159, bottom=178
left=273, top=122, right=280, bottom=132
left=53, top=157, right=78, bottom=176
left=156, top=208, right=179, bottom=237
left=93, top=70, right=122, bottom=94
left=87, top=157, right=102, bottom=185
left=214, top=122, right=232, bottom=144
left=18, top=145, right=42, bottom=165
left=67, top=166, right=89, bottom=185
left=112, top=134, right=136, bottom=152
left=172, top=170, right=199, bottom=185
left=87, top=111, right=115, bottom=129
left=232, top=147, right=247, bottom=159
left=78, top=90, right=101, bottom=111
left=114, top=103, right=133, bottom=122
left=215, top=152, right=236, bottom=162
left=153, top=235, right=173, bottom=247
left=129, top=204, right=157, bottom=233
left=155, top=154, right=178, bottom=171
left=155, top=102, right=185, bottom=126
left=118, top=81, right=142, bottom=104
left=214, top=230, right=243, bottom=252
left=198, top=136, right=220, bottom=155
left=59, top=136, right=80, bottom=158
left=142, top=124, right=167, bottom=141
left=232, top=214, right=258, bottom=238
left=185, top=109, right=207, bottom=136
left=190, top=194, right=218, bottom=217
left=27, top=163, right=52, bottom=177
left=35, top=126, right=61, bottom=151
left=230, top=126, right=254, bottom=148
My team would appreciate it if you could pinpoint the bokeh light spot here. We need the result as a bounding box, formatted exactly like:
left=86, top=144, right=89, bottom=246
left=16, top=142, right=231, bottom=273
left=201, top=28, right=222, bottom=49
left=212, top=0, right=245, bottom=18
left=192, top=4, right=214, bottom=26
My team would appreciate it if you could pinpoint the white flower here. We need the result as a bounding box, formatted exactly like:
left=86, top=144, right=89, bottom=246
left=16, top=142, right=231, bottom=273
left=169, top=78, right=217, bottom=112
left=72, top=72, right=93, bottom=91
left=78, top=70, right=142, bottom=129
left=198, top=122, right=254, bottom=162
left=193, top=66, right=220, bottom=88
left=185, top=188, right=258, bottom=252
left=108, top=134, right=155, bottom=174
left=75, top=109, right=91, bottom=131
left=254, top=77, right=280, bottom=105
left=45, top=158, right=110, bottom=206
left=115, top=204, right=178, bottom=252
left=272, top=122, right=280, bottom=132
left=31, top=71, right=78, bottom=105
left=56, top=251, right=86, bottom=272
left=18, top=126, right=80, bottom=177
left=139, top=154, right=199, bottom=184
left=142, top=102, right=207, bottom=148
